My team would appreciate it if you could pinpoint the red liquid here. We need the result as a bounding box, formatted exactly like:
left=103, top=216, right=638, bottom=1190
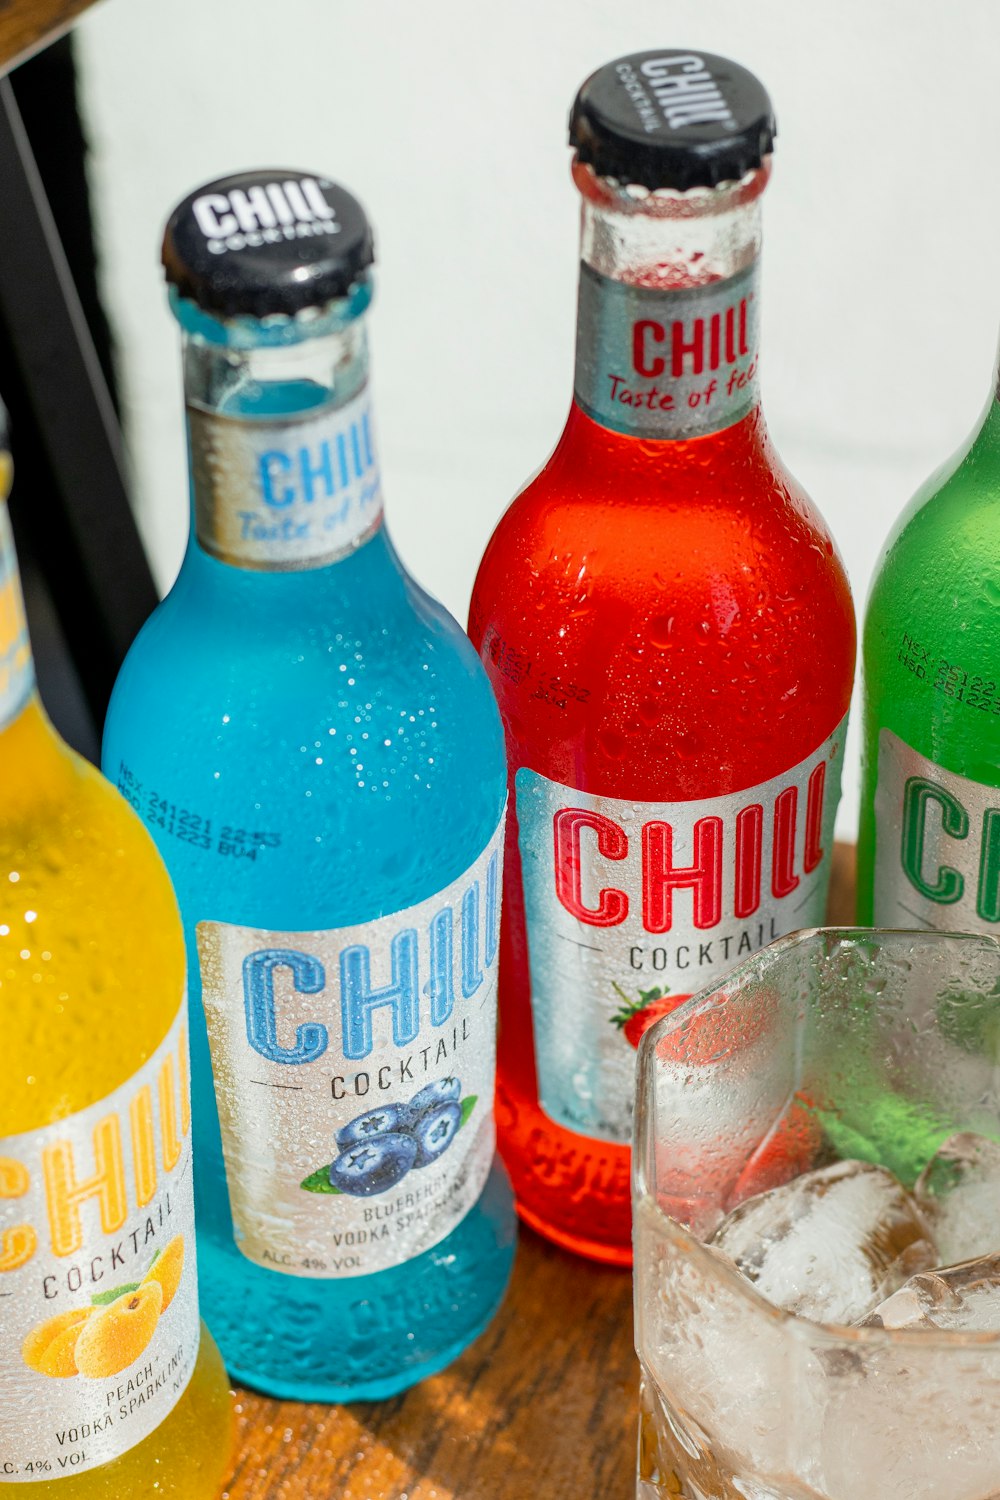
left=468, top=400, right=855, bottom=1263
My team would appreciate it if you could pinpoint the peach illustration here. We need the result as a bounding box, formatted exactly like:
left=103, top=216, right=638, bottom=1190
left=74, top=1282, right=163, bottom=1379
left=22, top=1307, right=93, bottom=1378
left=141, top=1234, right=184, bottom=1311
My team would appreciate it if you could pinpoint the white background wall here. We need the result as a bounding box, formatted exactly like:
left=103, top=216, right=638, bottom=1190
left=76, top=0, right=1000, bottom=838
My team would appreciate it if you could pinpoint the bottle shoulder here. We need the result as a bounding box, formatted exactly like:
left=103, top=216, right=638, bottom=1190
left=144, top=534, right=483, bottom=670
left=866, top=408, right=1000, bottom=646
left=469, top=416, right=855, bottom=802
left=472, top=422, right=853, bottom=657
left=860, top=404, right=1000, bottom=786
left=114, top=570, right=501, bottom=738
left=1, top=707, right=185, bottom=1134
left=475, top=407, right=845, bottom=584
left=103, top=557, right=507, bottom=920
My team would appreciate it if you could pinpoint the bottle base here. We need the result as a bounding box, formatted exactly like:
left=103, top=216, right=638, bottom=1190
left=1, top=1327, right=232, bottom=1498
left=199, top=1161, right=517, bottom=1402
left=226, top=1290, right=509, bottom=1403
left=496, top=1091, right=633, bottom=1265
left=515, top=1197, right=633, bottom=1268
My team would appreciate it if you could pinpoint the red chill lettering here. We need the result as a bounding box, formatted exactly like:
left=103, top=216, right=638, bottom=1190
left=771, top=786, right=800, bottom=898
left=671, top=317, right=704, bottom=377
left=709, top=313, right=720, bottom=371
left=734, top=804, right=763, bottom=918
left=803, top=761, right=826, bottom=875
left=724, top=305, right=737, bottom=364
left=553, top=809, right=628, bottom=926
left=642, top=817, right=722, bottom=933
left=633, top=320, right=666, bottom=378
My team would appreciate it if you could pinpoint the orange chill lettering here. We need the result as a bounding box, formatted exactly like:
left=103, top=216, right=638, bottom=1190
left=179, top=1027, right=191, bottom=1136
left=129, top=1085, right=158, bottom=1207
left=158, top=1050, right=186, bottom=1173
left=0, top=1156, right=37, bottom=1271
left=43, top=1115, right=126, bottom=1257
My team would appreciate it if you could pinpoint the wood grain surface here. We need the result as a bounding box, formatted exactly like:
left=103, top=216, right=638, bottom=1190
left=218, top=844, right=857, bottom=1499
left=0, top=0, right=99, bottom=73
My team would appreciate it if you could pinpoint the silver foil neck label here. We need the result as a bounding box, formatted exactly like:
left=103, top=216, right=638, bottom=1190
left=189, top=385, right=383, bottom=570
left=573, top=260, right=761, bottom=440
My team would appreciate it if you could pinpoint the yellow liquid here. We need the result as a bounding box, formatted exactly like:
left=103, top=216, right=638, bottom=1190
left=1, top=699, right=232, bottom=1497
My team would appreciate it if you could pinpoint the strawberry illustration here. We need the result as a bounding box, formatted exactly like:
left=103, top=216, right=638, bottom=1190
left=613, top=981, right=778, bottom=1065
left=611, top=982, right=691, bottom=1049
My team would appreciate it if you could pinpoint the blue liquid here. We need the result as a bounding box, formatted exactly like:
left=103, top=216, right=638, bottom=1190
left=102, top=522, right=516, bottom=1400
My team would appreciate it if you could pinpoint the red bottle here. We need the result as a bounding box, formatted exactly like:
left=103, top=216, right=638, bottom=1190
left=469, top=51, right=855, bottom=1264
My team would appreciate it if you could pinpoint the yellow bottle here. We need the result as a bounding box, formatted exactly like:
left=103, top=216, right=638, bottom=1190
left=0, top=452, right=231, bottom=1495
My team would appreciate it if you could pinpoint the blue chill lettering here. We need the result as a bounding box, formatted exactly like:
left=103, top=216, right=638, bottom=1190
left=239, top=859, right=495, bottom=1066
left=461, top=884, right=484, bottom=998
left=427, top=908, right=455, bottom=1025
left=340, top=930, right=420, bottom=1059
left=257, top=415, right=374, bottom=510
left=244, top=949, right=327, bottom=1063
left=485, top=851, right=499, bottom=967
left=258, top=450, right=294, bottom=507
left=299, top=440, right=335, bottom=503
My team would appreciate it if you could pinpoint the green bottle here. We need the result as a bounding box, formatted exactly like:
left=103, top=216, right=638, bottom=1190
left=858, top=376, right=1000, bottom=929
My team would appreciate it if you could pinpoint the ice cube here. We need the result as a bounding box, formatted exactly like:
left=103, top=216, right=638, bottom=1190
left=861, top=1253, right=1000, bottom=1333
left=820, top=1335, right=1000, bottom=1500
left=710, top=1159, right=937, bottom=1325
left=636, top=1197, right=829, bottom=1496
left=822, top=1265, right=1000, bottom=1500
left=913, top=1131, right=1000, bottom=1266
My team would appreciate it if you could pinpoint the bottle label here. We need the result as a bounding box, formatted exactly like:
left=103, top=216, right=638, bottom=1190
left=0, top=504, right=35, bottom=732
left=188, top=384, right=383, bottom=570
left=196, top=814, right=505, bottom=1279
left=515, top=723, right=846, bottom=1144
left=573, top=260, right=760, bottom=440
left=0, top=1008, right=198, bottom=1484
left=873, top=728, right=1000, bottom=930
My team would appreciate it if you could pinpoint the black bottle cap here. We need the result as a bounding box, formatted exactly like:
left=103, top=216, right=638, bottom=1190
left=569, top=51, right=775, bottom=191
left=162, top=170, right=375, bottom=319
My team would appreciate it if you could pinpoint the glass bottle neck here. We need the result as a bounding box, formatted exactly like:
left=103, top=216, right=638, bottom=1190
left=0, top=503, right=36, bottom=735
left=571, top=162, right=767, bottom=441
left=178, top=296, right=384, bottom=573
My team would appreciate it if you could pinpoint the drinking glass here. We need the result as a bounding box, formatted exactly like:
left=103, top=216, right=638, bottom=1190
left=633, top=926, right=1000, bottom=1500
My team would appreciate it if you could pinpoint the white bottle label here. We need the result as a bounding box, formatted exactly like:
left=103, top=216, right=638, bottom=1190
left=516, top=723, right=846, bottom=1144
left=196, top=814, right=505, bottom=1279
left=874, top=728, right=1000, bottom=931
left=0, top=504, right=35, bottom=732
left=0, top=1008, right=199, bottom=1484
left=189, top=384, right=383, bottom=570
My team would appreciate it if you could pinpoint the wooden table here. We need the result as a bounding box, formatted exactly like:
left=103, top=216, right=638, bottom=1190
left=223, top=1231, right=635, bottom=1500
left=219, top=846, right=857, bottom=1499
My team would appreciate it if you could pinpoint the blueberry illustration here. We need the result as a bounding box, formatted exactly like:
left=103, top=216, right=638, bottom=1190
left=411, top=1101, right=462, bottom=1168
left=329, top=1132, right=418, bottom=1196
left=336, top=1103, right=408, bottom=1150
left=408, top=1077, right=461, bottom=1120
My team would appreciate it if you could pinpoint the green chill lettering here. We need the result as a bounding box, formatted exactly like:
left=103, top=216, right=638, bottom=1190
left=901, top=775, right=1000, bottom=921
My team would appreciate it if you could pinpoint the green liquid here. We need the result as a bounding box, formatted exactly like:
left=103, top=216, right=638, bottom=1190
left=858, top=391, right=1000, bottom=921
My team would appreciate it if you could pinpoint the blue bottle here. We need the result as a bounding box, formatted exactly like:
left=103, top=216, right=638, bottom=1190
left=102, top=171, right=516, bottom=1401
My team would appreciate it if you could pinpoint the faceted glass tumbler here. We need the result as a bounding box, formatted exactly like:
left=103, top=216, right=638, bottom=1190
left=633, top=927, right=1000, bottom=1500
